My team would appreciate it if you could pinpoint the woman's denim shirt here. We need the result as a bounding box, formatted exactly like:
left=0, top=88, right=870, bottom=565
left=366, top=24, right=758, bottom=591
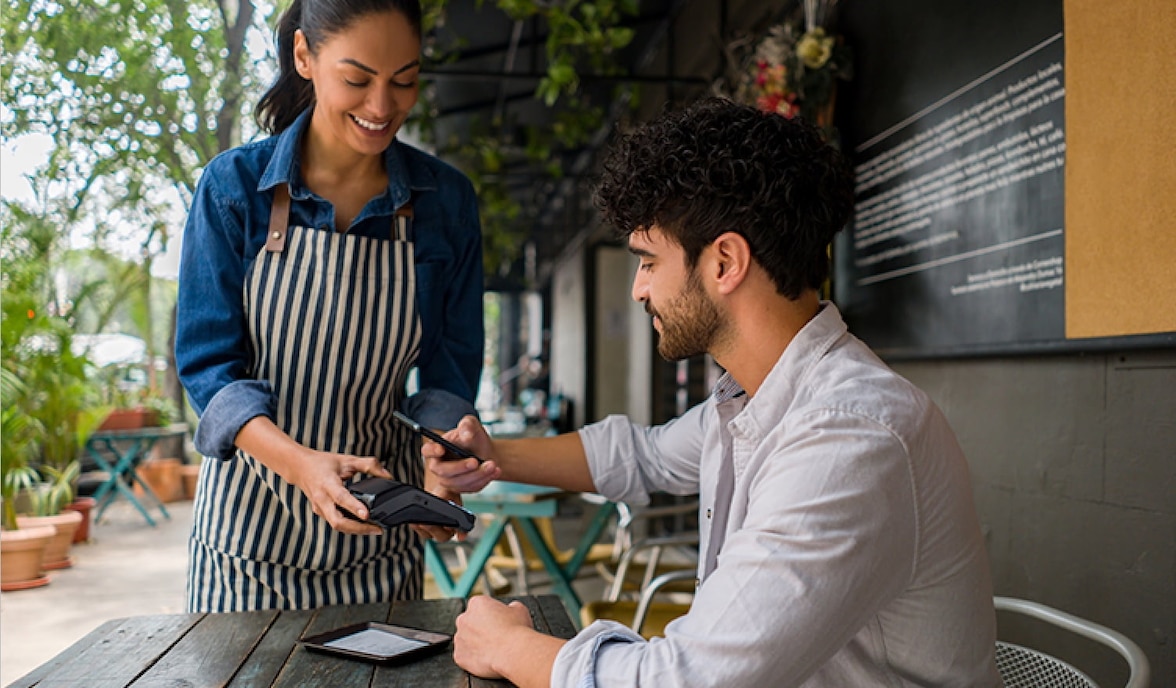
left=176, top=109, right=483, bottom=459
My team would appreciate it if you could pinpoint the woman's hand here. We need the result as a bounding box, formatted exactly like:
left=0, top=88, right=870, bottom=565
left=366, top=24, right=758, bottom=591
left=423, top=415, right=501, bottom=494
left=286, top=447, right=391, bottom=536
left=234, top=416, right=391, bottom=535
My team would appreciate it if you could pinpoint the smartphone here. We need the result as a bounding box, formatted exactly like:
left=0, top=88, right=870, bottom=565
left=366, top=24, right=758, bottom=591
left=299, top=621, right=451, bottom=664
left=392, top=411, right=484, bottom=463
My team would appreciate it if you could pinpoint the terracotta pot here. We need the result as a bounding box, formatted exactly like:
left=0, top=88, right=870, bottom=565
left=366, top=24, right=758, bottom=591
left=134, top=457, right=184, bottom=503
left=98, top=407, right=160, bottom=431
left=1, top=525, right=55, bottom=590
left=180, top=464, right=201, bottom=501
left=17, top=510, right=83, bottom=570
left=63, top=496, right=97, bottom=543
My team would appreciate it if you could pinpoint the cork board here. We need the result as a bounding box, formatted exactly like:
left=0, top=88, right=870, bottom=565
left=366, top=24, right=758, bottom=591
left=1064, top=0, right=1176, bottom=338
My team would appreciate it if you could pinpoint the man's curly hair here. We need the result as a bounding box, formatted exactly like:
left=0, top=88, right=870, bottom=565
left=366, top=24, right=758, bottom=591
left=593, top=97, right=854, bottom=299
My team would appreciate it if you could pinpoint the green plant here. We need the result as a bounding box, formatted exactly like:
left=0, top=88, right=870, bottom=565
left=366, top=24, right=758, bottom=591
left=24, top=461, right=81, bottom=518
left=1, top=368, right=43, bottom=529
left=1, top=201, right=105, bottom=519
left=140, top=392, right=178, bottom=426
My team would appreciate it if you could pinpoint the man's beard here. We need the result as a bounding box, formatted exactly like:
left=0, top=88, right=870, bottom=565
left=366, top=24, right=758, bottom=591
left=647, top=269, right=724, bottom=361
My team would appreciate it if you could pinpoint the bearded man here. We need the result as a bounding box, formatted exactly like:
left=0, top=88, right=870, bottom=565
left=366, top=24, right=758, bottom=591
left=425, top=97, right=1001, bottom=688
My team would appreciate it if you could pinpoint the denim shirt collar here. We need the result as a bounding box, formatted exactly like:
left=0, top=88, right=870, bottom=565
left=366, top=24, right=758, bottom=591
left=256, top=108, right=438, bottom=214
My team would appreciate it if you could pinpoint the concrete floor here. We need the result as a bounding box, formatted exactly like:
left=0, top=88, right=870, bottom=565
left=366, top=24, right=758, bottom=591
left=0, top=495, right=632, bottom=686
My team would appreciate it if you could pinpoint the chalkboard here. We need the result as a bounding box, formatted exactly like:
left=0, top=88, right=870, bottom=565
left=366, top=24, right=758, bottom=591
left=832, top=0, right=1176, bottom=358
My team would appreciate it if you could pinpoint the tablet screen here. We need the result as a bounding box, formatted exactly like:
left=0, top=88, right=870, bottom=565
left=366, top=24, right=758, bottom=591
left=322, top=628, right=428, bottom=657
left=301, top=622, right=451, bottom=664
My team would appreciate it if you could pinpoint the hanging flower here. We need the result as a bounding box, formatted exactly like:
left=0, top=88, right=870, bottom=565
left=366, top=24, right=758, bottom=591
left=715, top=9, right=852, bottom=133
left=796, top=27, right=835, bottom=69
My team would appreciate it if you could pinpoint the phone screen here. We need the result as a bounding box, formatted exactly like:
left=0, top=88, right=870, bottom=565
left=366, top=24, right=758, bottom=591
left=392, top=411, right=483, bottom=462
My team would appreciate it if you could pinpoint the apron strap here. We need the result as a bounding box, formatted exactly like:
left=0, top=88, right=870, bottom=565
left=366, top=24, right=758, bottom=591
left=266, top=184, right=292, bottom=253
left=266, top=185, right=413, bottom=249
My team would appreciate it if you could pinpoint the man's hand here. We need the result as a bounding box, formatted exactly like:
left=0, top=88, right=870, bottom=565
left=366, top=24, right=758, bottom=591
left=424, top=415, right=502, bottom=494
left=453, top=596, right=536, bottom=678
left=410, top=470, right=466, bottom=542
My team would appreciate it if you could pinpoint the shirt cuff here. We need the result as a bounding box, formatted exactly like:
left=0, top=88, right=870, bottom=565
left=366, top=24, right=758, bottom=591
left=193, top=379, right=276, bottom=460
left=551, top=620, right=644, bottom=688
left=401, top=388, right=478, bottom=430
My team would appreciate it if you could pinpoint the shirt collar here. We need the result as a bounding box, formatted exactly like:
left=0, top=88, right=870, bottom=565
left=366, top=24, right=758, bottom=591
left=715, top=301, right=849, bottom=433
left=257, top=108, right=438, bottom=209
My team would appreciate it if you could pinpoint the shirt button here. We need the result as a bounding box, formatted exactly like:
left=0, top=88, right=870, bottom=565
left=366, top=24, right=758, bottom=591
left=706, top=508, right=712, bottom=519
left=695, top=578, right=701, bottom=589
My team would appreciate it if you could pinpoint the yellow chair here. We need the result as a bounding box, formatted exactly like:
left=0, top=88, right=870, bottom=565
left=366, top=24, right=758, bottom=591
left=581, top=568, right=696, bottom=639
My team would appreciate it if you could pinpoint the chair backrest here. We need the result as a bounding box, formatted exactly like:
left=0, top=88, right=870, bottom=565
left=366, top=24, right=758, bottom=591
left=993, top=597, right=1150, bottom=688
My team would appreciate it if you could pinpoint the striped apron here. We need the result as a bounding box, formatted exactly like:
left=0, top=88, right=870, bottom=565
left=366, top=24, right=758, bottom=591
left=187, top=186, right=424, bottom=612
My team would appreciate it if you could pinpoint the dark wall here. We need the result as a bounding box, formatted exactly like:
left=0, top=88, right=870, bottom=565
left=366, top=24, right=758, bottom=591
left=894, top=351, right=1175, bottom=686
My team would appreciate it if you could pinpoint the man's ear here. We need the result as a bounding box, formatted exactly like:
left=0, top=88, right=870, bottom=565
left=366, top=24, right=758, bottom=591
left=293, top=30, right=313, bottom=80
left=710, top=232, right=752, bottom=295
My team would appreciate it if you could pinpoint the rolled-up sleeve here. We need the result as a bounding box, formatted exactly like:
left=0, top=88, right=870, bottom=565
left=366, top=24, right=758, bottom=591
left=576, top=402, right=709, bottom=506
left=550, top=621, right=645, bottom=688
left=401, top=388, right=477, bottom=430
left=192, top=379, right=275, bottom=460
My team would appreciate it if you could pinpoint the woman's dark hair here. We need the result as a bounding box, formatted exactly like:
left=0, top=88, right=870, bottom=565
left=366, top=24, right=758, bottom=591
left=593, top=97, right=854, bottom=299
left=255, top=0, right=422, bottom=134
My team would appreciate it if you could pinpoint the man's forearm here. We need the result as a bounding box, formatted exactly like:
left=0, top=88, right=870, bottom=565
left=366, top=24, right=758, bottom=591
left=493, top=432, right=596, bottom=493
left=495, top=627, right=566, bottom=688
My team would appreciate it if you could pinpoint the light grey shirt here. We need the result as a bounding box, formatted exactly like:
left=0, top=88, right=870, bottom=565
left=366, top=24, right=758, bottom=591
left=553, top=303, right=1000, bottom=687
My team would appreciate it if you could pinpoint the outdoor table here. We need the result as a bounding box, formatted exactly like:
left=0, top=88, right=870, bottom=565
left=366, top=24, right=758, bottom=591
left=10, top=595, right=575, bottom=688
left=83, top=423, right=189, bottom=527
left=424, top=482, right=617, bottom=624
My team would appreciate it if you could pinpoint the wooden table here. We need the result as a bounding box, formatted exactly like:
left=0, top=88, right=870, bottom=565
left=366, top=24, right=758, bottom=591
left=10, top=596, right=575, bottom=687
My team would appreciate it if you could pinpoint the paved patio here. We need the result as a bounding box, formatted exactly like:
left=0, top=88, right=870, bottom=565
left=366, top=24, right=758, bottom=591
left=1, top=498, right=193, bottom=685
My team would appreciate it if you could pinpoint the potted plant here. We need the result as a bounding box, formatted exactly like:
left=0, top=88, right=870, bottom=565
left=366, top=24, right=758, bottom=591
left=1, top=369, right=56, bottom=590
left=95, top=364, right=167, bottom=431
left=16, top=461, right=84, bottom=569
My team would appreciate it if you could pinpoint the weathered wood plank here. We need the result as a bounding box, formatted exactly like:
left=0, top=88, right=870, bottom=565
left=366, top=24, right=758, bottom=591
left=8, top=620, right=127, bottom=688
left=29, top=614, right=204, bottom=688
left=226, top=610, right=314, bottom=688
left=269, top=603, right=390, bottom=688
left=128, top=610, right=278, bottom=687
left=533, top=595, right=577, bottom=640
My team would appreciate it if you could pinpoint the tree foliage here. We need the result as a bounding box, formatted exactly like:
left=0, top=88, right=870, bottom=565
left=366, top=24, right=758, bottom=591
left=2, top=0, right=638, bottom=445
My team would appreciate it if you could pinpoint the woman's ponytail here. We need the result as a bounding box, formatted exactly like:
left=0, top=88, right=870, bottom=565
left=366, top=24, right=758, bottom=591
left=255, top=0, right=315, bottom=135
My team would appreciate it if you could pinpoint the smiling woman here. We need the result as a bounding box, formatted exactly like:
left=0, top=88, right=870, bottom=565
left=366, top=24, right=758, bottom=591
left=174, top=0, right=485, bottom=614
